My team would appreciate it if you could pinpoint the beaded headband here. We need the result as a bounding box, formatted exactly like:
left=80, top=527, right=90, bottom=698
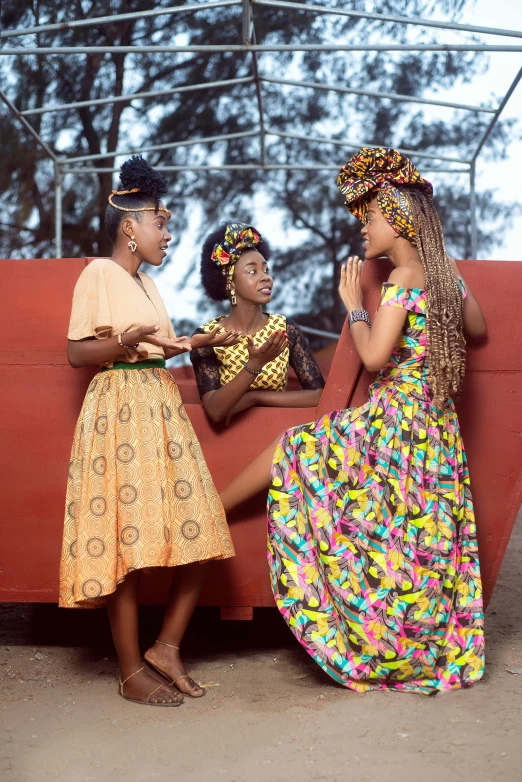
left=108, top=187, right=172, bottom=219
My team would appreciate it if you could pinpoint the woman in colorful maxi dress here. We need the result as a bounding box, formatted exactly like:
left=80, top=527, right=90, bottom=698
left=220, top=147, right=487, bottom=693
left=190, top=222, right=325, bottom=424
left=59, top=156, right=238, bottom=706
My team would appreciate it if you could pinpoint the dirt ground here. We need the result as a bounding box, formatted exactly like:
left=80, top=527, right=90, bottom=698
left=1, top=512, right=521, bottom=782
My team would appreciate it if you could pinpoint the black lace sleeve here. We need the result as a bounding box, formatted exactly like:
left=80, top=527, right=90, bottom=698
left=189, top=328, right=222, bottom=398
left=286, top=318, right=326, bottom=390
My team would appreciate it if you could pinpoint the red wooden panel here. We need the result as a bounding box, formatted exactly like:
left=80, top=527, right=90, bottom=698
left=0, top=257, right=520, bottom=611
left=140, top=404, right=317, bottom=609
left=326, top=259, right=522, bottom=605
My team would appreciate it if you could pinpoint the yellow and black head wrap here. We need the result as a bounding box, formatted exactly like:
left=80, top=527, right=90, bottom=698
left=211, top=222, right=262, bottom=298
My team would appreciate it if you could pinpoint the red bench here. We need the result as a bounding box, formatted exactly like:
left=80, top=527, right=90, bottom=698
left=1, top=257, right=520, bottom=614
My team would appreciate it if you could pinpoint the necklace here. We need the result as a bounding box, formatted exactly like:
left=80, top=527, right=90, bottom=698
left=135, top=273, right=161, bottom=319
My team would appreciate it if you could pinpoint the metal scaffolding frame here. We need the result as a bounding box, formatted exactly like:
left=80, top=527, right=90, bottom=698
left=1, top=0, right=521, bottom=260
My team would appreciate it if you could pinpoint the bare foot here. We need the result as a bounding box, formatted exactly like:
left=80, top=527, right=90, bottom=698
left=144, top=642, right=205, bottom=698
left=120, top=666, right=184, bottom=706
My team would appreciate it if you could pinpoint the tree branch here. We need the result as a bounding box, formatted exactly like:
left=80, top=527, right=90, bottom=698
left=0, top=220, right=42, bottom=234
left=135, top=57, right=203, bottom=95
left=290, top=206, right=331, bottom=246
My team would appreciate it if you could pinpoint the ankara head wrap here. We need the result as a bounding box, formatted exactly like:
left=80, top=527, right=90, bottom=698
left=211, top=222, right=262, bottom=299
left=336, top=147, right=433, bottom=245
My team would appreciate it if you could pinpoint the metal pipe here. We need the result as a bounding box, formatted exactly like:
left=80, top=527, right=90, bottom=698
left=2, top=0, right=519, bottom=40
left=422, top=168, right=470, bottom=174
left=253, top=0, right=522, bottom=39
left=470, top=163, right=478, bottom=260
left=3, top=44, right=522, bottom=54
left=54, top=162, right=63, bottom=259
left=242, top=0, right=252, bottom=44
left=248, top=15, right=267, bottom=166
left=261, top=75, right=496, bottom=114
left=61, top=165, right=471, bottom=173
left=21, top=77, right=255, bottom=116
left=266, top=129, right=471, bottom=164
left=471, top=66, right=522, bottom=163
left=1, top=1, right=241, bottom=39
left=252, top=54, right=266, bottom=165
left=63, top=165, right=344, bottom=173
left=0, top=90, right=58, bottom=161
left=64, top=129, right=260, bottom=164
left=298, top=325, right=340, bottom=340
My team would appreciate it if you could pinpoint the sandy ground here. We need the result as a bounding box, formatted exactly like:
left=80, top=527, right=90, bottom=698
left=1, top=512, right=521, bottom=782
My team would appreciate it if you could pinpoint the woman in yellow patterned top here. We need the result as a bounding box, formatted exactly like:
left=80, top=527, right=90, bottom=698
left=190, top=222, right=325, bottom=423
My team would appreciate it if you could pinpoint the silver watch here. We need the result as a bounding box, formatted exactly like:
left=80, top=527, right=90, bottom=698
left=349, top=308, right=371, bottom=327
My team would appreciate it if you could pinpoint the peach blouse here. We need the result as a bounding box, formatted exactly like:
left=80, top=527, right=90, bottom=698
left=68, top=258, right=175, bottom=366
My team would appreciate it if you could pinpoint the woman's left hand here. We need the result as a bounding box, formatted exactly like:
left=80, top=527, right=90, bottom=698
left=339, top=256, right=364, bottom=314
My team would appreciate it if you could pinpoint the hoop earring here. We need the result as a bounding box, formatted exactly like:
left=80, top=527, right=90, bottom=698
left=128, top=235, right=137, bottom=253
left=230, top=287, right=237, bottom=306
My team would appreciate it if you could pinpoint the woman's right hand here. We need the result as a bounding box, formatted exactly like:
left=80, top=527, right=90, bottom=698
left=246, top=330, right=288, bottom=372
left=120, top=324, right=161, bottom=347
left=190, top=326, right=241, bottom=350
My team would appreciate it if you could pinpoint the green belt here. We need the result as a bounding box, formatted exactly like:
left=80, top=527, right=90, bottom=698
left=101, top=358, right=166, bottom=371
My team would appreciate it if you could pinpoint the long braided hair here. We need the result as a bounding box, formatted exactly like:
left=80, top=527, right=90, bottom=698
left=403, top=189, right=466, bottom=404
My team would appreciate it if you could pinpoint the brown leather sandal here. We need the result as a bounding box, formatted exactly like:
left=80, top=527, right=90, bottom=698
left=119, top=665, right=183, bottom=706
left=144, top=640, right=205, bottom=698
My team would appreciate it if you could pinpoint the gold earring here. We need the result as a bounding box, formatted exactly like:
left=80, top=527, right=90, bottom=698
left=230, top=287, right=237, bottom=306
left=128, top=235, right=137, bottom=253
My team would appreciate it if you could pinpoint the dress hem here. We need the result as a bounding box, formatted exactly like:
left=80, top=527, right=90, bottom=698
left=59, top=549, right=236, bottom=609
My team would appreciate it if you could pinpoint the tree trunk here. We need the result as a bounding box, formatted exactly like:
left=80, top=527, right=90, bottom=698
left=96, top=171, right=114, bottom=256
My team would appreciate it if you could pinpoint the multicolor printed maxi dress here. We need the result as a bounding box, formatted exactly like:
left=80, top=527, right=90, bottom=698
left=267, top=283, right=484, bottom=693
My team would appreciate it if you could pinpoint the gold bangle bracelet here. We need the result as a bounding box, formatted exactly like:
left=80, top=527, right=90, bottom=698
left=118, top=333, right=139, bottom=350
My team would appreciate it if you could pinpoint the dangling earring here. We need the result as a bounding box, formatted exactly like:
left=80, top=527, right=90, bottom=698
left=128, top=235, right=137, bottom=253
left=230, top=286, right=237, bottom=306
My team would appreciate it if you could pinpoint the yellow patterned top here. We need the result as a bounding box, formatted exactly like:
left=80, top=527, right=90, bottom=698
left=201, top=313, right=290, bottom=391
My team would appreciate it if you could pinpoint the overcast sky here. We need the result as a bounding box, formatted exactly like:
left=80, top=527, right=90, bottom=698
left=453, top=0, right=521, bottom=261
left=156, top=0, right=522, bottom=324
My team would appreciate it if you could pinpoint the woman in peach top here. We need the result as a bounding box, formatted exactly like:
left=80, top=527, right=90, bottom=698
left=59, top=156, right=238, bottom=706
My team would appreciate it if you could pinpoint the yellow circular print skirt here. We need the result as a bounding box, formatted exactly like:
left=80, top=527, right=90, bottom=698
left=59, top=364, right=235, bottom=608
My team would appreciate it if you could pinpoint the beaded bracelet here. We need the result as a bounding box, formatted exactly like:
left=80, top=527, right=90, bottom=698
left=244, top=364, right=261, bottom=376
left=349, top=309, right=371, bottom=328
left=118, top=332, right=139, bottom=350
